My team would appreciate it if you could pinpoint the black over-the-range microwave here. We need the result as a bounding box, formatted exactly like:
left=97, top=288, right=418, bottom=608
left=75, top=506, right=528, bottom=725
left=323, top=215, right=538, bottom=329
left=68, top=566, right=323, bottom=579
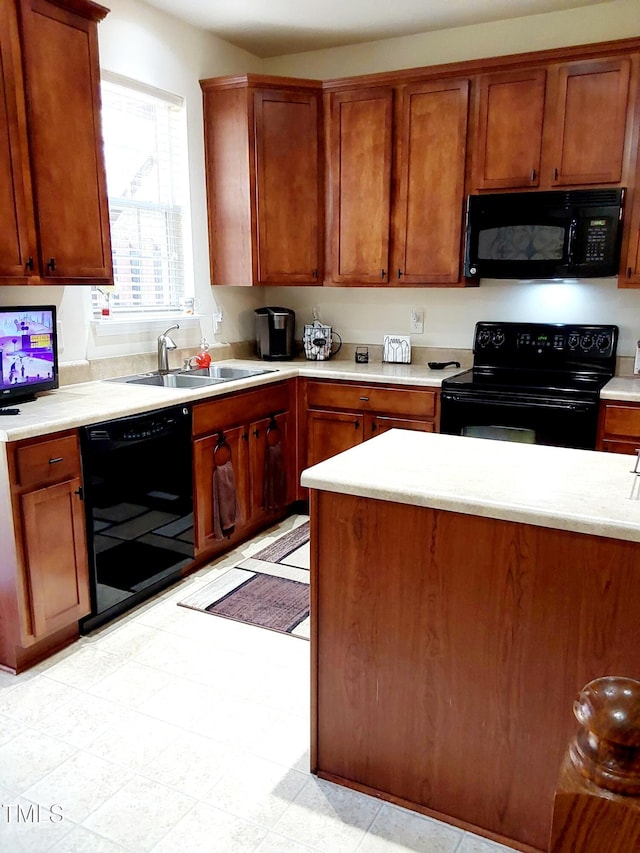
left=464, top=188, right=625, bottom=280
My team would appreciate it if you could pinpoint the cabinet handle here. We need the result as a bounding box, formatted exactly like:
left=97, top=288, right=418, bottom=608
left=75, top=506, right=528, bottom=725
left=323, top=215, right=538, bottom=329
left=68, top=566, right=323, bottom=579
left=381, top=269, right=386, bottom=280
left=242, top=432, right=249, bottom=441
left=628, top=268, right=633, bottom=278
left=253, top=428, right=260, bottom=438
left=48, top=456, right=63, bottom=464
left=312, top=268, right=318, bottom=278
left=47, top=257, right=56, bottom=271
left=354, top=420, right=360, bottom=430
left=530, top=168, right=537, bottom=182
left=359, top=396, right=369, bottom=401
left=371, top=421, right=377, bottom=432
left=74, top=486, right=84, bottom=499
left=398, top=269, right=403, bottom=279
left=553, top=168, right=559, bottom=181
left=25, top=257, right=34, bottom=271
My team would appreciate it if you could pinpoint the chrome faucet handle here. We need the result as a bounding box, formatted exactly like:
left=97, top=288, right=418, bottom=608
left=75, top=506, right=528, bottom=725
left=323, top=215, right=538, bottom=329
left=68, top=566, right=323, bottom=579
left=182, top=355, right=199, bottom=370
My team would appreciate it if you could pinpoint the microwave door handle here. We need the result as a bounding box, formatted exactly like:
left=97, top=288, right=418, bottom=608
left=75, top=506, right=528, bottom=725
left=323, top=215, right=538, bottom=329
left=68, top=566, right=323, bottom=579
left=567, top=217, right=577, bottom=268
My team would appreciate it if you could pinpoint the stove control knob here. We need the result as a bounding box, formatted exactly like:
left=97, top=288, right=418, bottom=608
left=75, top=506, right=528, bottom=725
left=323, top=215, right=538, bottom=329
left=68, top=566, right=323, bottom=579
left=491, top=329, right=505, bottom=347
left=580, top=333, right=595, bottom=351
left=596, top=332, right=611, bottom=353
left=568, top=332, right=580, bottom=349
left=477, top=329, right=491, bottom=347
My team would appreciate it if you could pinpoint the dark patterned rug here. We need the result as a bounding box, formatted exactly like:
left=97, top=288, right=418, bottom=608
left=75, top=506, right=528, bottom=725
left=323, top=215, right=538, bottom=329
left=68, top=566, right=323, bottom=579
left=178, top=521, right=310, bottom=638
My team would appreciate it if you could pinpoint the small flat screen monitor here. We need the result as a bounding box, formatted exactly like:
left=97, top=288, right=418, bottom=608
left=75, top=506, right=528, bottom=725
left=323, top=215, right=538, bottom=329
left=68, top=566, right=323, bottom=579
left=0, top=306, right=58, bottom=405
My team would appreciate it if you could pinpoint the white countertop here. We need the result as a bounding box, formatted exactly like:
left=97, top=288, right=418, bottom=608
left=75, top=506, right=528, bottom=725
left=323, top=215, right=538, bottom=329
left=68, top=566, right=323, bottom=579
left=0, top=359, right=460, bottom=443
left=301, top=429, right=640, bottom=543
left=600, top=375, right=640, bottom=402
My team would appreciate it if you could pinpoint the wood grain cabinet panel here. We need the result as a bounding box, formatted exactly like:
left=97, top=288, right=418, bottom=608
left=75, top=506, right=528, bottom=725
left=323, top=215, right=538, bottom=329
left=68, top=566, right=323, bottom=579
left=548, top=58, right=631, bottom=186
left=472, top=57, right=633, bottom=191
left=597, top=399, right=640, bottom=453
left=4, top=431, right=90, bottom=661
left=305, top=380, right=439, bottom=466
left=327, top=80, right=469, bottom=286
left=392, top=78, right=469, bottom=284
left=200, top=76, right=323, bottom=286
left=0, top=0, right=112, bottom=285
left=328, top=87, right=393, bottom=285
left=473, top=68, right=547, bottom=189
left=0, top=0, right=36, bottom=281
left=192, top=383, right=295, bottom=557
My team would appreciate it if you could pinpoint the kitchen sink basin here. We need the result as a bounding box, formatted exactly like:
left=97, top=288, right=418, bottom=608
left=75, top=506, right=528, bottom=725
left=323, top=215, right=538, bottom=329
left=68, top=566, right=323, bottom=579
left=185, top=365, right=275, bottom=380
left=109, top=365, right=275, bottom=389
left=110, top=370, right=226, bottom=389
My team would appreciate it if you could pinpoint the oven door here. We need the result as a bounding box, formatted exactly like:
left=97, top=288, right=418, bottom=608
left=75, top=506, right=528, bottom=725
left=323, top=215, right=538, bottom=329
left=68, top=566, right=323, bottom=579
left=439, top=390, right=599, bottom=450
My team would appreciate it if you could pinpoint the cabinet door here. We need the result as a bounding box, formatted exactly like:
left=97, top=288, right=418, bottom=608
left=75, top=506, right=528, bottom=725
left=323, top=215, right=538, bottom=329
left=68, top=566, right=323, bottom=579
left=18, top=0, right=112, bottom=283
left=366, top=414, right=435, bottom=439
left=20, top=477, right=89, bottom=640
left=0, top=0, right=36, bottom=281
left=547, top=58, right=631, bottom=186
left=392, top=78, right=469, bottom=284
left=248, top=412, right=293, bottom=519
left=254, top=89, right=321, bottom=284
left=473, top=69, right=546, bottom=190
left=307, top=410, right=363, bottom=466
left=329, top=88, right=393, bottom=284
left=193, top=425, right=250, bottom=554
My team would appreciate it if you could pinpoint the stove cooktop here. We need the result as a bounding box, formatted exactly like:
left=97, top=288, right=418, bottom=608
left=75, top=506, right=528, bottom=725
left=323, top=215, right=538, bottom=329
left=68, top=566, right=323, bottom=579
left=442, top=322, right=618, bottom=400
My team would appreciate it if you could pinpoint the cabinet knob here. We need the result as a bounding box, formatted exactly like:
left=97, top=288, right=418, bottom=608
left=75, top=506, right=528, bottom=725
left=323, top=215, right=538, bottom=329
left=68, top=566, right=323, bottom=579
left=381, top=269, right=386, bottom=280
left=354, top=420, right=360, bottom=430
left=47, top=257, right=56, bottom=271
left=312, top=269, right=318, bottom=278
left=398, top=269, right=403, bottom=279
left=25, top=257, right=34, bottom=271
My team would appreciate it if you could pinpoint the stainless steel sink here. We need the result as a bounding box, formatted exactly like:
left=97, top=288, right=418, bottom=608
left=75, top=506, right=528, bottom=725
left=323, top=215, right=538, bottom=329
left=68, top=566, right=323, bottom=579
left=109, top=365, right=274, bottom=389
left=110, top=370, right=226, bottom=389
left=185, top=366, right=275, bottom=380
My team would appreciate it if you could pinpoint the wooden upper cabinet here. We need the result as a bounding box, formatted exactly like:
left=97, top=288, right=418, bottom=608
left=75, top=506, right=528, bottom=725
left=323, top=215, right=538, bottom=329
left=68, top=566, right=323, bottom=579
left=0, top=0, right=37, bottom=281
left=200, top=76, right=323, bottom=286
left=392, top=78, right=469, bottom=284
left=328, top=87, right=393, bottom=285
left=473, top=57, right=633, bottom=191
left=548, top=58, right=631, bottom=186
left=473, top=69, right=546, bottom=190
left=0, top=0, right=112, bottom=285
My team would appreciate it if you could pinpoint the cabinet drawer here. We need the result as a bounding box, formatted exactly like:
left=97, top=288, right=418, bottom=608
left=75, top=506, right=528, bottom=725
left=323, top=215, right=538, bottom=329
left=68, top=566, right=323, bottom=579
left=193, top=382, right=290, bottom=436
left=14, top=434, right=81, bottom=490
left=602, top=404, right=640, bottom=439
left=307, top=381, right=436, bottom=418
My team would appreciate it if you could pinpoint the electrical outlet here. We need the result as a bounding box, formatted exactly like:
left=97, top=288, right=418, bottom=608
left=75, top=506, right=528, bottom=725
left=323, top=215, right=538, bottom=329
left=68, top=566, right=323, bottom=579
left=409, top=308, right=424, bottom=335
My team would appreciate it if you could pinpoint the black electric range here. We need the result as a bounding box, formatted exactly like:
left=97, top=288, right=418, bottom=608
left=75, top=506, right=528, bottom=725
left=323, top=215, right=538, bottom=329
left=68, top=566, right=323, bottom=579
left=440, top=322, right=618, bottom=449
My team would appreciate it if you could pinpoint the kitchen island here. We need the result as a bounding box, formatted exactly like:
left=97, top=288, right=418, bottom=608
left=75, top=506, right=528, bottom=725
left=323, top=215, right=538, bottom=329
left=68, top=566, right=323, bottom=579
left=301, top=431, right=640, bottom=852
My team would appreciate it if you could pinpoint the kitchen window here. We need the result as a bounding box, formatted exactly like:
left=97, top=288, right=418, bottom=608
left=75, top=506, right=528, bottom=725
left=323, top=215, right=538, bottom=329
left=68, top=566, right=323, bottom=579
left=93, top=72, right=193, bottom=317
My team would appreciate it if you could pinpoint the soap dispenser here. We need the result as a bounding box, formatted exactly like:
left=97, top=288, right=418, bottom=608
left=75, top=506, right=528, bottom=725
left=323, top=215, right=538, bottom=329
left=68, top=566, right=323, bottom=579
left=194, top=337, right=211, bottom=368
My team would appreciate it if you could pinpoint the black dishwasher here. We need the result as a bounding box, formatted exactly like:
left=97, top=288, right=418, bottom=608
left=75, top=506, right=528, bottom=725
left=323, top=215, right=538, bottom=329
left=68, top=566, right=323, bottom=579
left=80, top=404, right=193, bottom=633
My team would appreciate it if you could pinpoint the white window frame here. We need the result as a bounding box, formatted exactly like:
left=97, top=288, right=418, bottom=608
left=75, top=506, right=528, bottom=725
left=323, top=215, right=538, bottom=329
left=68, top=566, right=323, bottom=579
left=93, top=71, right=194, bottom=321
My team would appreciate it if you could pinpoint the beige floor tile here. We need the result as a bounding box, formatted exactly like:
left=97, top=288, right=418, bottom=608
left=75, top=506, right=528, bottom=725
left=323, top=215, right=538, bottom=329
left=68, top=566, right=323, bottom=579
left=150, top=800, right=268, bottom=853
left=359, top=803, right=463, bottom=852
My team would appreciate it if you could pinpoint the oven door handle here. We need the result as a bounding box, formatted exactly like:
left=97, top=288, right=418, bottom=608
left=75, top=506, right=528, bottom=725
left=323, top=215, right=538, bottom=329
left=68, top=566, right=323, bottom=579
left=441, top=393, right=596, bottom=412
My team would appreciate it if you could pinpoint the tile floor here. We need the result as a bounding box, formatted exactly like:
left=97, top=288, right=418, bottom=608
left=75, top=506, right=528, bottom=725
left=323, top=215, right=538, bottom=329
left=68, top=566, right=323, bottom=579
left=0, top=515, right=516, bottom=853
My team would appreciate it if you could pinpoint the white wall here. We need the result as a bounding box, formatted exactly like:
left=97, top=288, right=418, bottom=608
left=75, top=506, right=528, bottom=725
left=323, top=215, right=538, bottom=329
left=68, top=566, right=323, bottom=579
left=3, top=0, right=640, bottom=363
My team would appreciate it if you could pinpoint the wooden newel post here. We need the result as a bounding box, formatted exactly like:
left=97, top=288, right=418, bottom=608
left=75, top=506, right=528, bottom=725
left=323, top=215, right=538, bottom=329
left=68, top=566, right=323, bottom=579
left=549, top=676, right=640, bottom=852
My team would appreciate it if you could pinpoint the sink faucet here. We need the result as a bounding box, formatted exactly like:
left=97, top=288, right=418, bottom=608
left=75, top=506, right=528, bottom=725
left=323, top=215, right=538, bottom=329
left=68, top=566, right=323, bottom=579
left=157, top=324, right=179, bottom=373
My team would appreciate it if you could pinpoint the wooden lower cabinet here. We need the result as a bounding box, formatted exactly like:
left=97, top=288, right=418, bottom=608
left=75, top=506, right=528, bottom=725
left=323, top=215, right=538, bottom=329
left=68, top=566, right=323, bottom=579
left=597, top=399, right=640, bottom=453
left=192, top=381, right=295, bottom=557
left=305, top=379, right=438, bottom=466
left=310, top=489, right=640, bottom=852
left=0, top=430, right=90, bottom=672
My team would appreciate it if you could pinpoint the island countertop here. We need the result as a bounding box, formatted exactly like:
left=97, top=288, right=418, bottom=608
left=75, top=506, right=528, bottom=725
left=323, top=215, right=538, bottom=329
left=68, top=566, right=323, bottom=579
left=301, top=428, right=640, bottom=543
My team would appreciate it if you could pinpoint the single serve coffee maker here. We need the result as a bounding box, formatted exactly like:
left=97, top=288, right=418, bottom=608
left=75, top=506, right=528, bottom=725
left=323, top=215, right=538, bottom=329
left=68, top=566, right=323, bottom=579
left=255, top=307, right=296, bottom=360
